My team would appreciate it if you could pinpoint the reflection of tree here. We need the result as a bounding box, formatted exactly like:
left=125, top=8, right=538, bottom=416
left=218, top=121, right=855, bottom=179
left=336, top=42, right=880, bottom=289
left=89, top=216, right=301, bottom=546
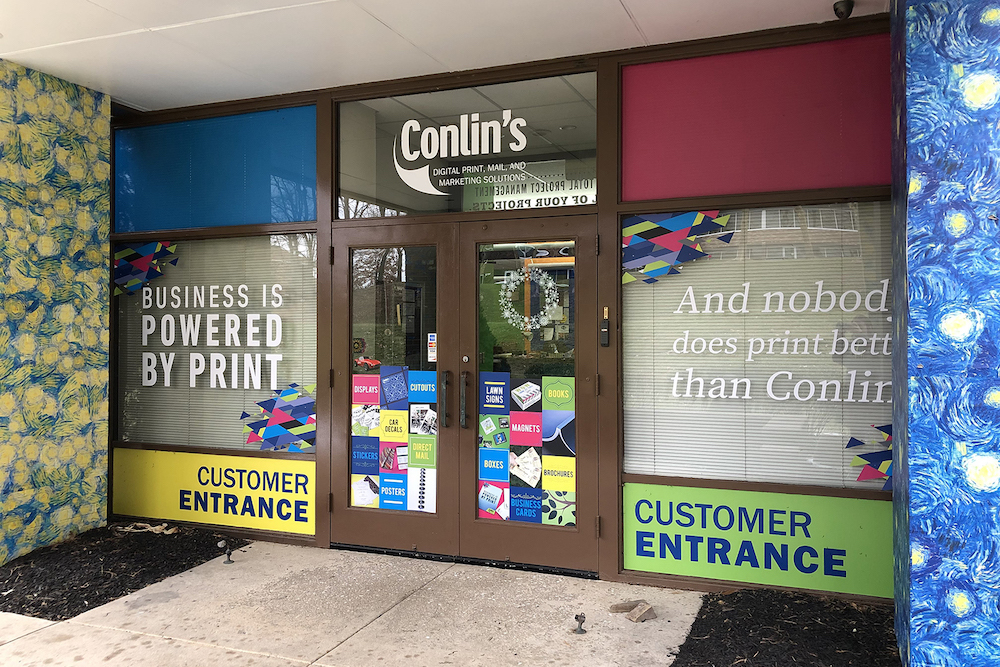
left=121, top=387, right=140, bottom=435
left=352, top=248, right=405, bottom=365
left=270, top=175, right=316, bottom=222
left=479, top=277, right=523, bottom=353
left=352, top=248, right=403, bottom=290
left=270, top=234, right=318, bottom=279
left=338, top=196, right=405, bottom=220
left=478, top=258, right=575, bottom=377
left=478, top=299, right=498, bottom=372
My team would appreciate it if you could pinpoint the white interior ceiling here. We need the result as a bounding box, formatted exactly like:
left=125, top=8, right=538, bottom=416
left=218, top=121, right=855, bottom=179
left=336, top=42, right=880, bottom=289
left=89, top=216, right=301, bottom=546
left=0, top=0, right=889, bottom=112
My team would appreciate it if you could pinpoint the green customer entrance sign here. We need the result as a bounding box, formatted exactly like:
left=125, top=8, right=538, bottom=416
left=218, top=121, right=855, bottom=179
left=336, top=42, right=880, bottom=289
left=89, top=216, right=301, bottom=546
left=623, top=483, right=892, bottom=598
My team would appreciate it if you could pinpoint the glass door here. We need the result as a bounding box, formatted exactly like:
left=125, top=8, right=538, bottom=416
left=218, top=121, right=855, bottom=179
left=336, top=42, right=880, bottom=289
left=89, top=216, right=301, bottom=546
left=331, top=223, right=460, bottom=555
left=458, top=216, right=599, bottom=572
left=331, top=216, right=598, bottom=571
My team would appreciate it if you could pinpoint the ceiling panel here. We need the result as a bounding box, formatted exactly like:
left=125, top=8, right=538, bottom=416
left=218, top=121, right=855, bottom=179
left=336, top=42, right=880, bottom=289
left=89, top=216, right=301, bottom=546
left=623, top=0, right=890, bottom=44
left=563, top=73, right=598, bottom=103
left=525, top=116, right=597, bottom=150
left=157, top=1, right=444, bottom=97
left=387, top=88, right=490, bottom=122
left=352, top=0, right=646, bottom=71
left=8, top=30, right=271, bottom=110
left=0, top=0, right=889, bottom=111
left=349, top=97, right=411, bottom=122
left=87, top=0, right=324, bottom=28
left=516, top=101, right=595, bottom=127
left=478, top=76, right=595, bottom=111
left=0, top=0, right=140, bottom=53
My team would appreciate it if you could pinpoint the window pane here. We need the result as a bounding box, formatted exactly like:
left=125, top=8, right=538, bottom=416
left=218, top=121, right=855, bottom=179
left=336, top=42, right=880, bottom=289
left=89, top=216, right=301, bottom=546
left=477, top=242, right=577, bottom=526
left=115, top=107, right=317, bottom=232
left=116, top=235, right=317, bottom=452
left=478, top=242, right=575, bottom=376
left=349, top=247, right=439, bottom=512
left=622, top=202, right=892, bottom=490
left=339, top=73, right=596, bottom=218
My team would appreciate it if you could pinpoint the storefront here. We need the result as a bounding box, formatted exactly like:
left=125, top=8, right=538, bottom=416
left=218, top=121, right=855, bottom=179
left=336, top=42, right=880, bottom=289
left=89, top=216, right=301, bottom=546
left=109, top=16, right=891, bottom=596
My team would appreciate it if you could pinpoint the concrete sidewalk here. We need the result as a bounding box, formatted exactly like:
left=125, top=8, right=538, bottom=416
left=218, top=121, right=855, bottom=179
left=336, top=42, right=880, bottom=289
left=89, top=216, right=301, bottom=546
left=0, top=542, right=703, bottom=666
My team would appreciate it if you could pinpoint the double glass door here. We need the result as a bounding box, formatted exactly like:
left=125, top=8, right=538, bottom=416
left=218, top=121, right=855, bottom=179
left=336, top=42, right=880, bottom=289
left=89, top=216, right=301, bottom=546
left=331, top=216, right=598, bottom=572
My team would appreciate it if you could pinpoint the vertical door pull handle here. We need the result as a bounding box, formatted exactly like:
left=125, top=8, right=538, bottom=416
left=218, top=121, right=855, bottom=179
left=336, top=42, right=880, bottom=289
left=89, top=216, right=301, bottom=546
left=440, top=370, right=450, bottom=428
left=460, top=371, right=469, bottom=429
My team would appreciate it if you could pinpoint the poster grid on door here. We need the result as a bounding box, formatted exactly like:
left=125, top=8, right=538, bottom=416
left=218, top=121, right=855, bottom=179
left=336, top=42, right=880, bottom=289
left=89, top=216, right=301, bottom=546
left=477, top=372, right=576, bottom=525
left=351, top=368, right=438, bottom=511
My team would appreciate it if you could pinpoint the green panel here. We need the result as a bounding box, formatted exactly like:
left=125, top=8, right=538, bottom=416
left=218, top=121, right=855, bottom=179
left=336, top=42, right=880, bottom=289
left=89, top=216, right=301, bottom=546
left=622, top=483, right=892, bottom=598
left=408, top=435, right=437, bottom=469
left=541, top=376, right=575, bottom=411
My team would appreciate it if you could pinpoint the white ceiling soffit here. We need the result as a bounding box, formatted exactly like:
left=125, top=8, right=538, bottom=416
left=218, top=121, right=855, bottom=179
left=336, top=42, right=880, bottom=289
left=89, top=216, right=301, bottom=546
left=0, top=0, right=890, bottom=111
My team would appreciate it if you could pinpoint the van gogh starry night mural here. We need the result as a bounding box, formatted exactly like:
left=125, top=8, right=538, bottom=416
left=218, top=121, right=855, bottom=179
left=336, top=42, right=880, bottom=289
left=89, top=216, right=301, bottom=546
left=903, top=1, right=1000, bottom=664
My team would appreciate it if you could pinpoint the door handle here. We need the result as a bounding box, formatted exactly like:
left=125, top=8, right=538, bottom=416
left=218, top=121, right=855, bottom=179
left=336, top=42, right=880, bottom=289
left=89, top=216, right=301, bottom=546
left=460, top=371, right=469, bottom=429
left=440, top=370, right=450, bottom=428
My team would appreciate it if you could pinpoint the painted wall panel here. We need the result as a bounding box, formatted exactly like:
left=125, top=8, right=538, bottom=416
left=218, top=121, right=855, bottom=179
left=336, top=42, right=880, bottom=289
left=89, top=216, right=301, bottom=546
left=0, top=60, right=110, bottom=565
left=901, top=2, right=1000, bottom=664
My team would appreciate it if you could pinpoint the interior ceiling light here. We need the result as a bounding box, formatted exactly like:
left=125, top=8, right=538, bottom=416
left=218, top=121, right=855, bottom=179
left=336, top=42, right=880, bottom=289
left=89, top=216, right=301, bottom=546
left=559, top=125, right=577, bottom=131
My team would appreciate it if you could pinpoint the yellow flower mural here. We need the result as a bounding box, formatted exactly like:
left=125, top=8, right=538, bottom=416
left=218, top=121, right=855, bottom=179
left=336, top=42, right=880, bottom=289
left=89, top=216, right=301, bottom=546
left=0, top=60, right=109, bottom=566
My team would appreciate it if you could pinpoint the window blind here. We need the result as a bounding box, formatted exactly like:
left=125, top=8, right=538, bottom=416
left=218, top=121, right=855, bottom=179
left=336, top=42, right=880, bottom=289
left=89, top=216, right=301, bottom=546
left=116, top=234, right=317, bottom=451
left=623, top=202, right=892, bottom=489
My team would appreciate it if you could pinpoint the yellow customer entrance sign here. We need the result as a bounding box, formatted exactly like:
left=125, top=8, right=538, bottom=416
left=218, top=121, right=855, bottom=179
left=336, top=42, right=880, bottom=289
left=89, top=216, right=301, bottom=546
left=113, top=449, right=315, bottom=536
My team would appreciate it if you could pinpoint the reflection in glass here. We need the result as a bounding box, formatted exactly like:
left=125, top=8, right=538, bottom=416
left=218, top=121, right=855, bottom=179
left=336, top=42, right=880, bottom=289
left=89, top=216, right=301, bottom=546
left=339, top=74, right=596, bottom=218
left=349, top=246, right=439, bottom=513
left=478, top=242, right=575, bottom=377
left=351, top=247, right=437, bottom=372
left=115, top=107, right=317, bottom=231
left=477, top=241, right=578, bottom=527
left=622, top=201, right=893, bottom=489
left=117, top=234, right=318, bottom=451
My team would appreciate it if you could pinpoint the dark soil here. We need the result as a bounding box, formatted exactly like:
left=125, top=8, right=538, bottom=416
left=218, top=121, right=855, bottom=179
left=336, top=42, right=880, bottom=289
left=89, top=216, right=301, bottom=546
left=0, top=523, right=248, bottom=621
left=671, top=589, right=899, bottom=667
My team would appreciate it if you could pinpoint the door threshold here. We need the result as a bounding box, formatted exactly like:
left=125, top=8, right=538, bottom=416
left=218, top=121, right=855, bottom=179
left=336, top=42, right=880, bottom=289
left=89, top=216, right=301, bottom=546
left=330, top=542, right=598, bottom=579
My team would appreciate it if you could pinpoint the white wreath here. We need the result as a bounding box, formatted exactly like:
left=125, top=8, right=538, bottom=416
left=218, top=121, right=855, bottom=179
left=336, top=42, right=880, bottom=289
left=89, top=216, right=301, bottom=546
left=499, top=267, right=561, bottom=333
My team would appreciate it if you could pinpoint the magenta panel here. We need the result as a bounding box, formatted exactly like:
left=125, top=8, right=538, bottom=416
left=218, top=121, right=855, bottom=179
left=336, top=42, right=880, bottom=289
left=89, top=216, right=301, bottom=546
left=621, top=34, right=891, bottom=201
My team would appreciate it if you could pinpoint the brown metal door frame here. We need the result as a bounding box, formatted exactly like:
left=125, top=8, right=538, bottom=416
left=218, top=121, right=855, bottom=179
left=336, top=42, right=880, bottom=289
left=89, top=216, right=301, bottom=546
left=457, top=215, right=600, bottom=572
left=328, top=213, right=600, bottom=571
left=329, top=221, right=461, bottom=555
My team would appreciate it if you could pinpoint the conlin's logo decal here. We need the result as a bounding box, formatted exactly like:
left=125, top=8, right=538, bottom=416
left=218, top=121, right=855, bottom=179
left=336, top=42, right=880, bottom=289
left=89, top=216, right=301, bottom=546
left=393, top=110, right=528, bottom=196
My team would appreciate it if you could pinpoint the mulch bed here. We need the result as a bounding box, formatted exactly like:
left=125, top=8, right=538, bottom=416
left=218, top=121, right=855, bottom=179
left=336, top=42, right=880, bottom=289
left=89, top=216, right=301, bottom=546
left=671, top=589, right=899, bottom=667
left=0, top=523, right=248, bottom=621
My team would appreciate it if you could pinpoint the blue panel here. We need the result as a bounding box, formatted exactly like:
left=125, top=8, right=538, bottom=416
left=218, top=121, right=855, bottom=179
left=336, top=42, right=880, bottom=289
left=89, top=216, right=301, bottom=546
left=115, top=106, right=316, bottom=231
